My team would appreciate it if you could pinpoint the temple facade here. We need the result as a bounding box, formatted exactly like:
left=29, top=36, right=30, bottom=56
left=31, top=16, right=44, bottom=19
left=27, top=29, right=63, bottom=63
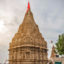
left=9, top=2, right=48, bottom=64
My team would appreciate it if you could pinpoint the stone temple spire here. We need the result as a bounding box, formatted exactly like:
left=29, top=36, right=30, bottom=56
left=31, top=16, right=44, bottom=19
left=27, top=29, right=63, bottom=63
left=50, top=46, right=56, bottom=58
left=9, top=2, right=48, bottom=64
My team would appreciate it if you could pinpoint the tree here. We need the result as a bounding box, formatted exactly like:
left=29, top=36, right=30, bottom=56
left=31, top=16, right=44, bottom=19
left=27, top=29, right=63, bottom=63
left=56, top=34, right=64, bottom=55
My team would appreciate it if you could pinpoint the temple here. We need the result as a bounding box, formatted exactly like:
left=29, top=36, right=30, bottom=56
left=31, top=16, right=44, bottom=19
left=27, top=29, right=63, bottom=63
left=9, top=2, right=48, bottom=64
left=50, top=46, right=56, bottom=58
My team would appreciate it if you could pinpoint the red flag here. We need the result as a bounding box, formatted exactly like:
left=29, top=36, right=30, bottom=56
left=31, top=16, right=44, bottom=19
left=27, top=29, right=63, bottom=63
left=27, top=2, right=30, bottom=12
left=28, top=2, right=30, bottom=9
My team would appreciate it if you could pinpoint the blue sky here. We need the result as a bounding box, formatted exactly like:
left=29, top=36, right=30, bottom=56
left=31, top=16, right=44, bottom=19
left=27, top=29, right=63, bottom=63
left=0, top=0, right=64, bottom=63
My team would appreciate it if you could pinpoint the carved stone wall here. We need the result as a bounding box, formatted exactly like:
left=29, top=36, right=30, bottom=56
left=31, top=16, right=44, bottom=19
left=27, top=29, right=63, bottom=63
left=9, top=47, right=48, bottom=64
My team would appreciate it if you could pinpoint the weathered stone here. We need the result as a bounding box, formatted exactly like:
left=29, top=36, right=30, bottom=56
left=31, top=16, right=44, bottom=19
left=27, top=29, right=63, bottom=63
left=9, top=3, right=48, bottom=64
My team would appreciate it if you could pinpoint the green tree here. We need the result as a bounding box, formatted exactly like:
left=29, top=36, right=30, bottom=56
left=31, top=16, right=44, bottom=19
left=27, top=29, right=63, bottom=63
left=56, top=34, right=64, bottom=55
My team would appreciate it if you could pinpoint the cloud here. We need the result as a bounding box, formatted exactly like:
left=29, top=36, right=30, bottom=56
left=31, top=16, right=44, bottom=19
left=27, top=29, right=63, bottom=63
left=0, top=0, right=64, bottom=63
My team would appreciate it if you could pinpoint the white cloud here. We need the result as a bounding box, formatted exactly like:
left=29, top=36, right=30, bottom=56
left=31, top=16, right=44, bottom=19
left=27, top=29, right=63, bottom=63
left=0, top=0, right=64, bottom=63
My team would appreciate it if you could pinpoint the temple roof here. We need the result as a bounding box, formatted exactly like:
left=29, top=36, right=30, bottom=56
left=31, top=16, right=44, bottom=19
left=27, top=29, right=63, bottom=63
left=9, top=2, right=47, bottom=49
left=50, top=46, right=56, bottom=58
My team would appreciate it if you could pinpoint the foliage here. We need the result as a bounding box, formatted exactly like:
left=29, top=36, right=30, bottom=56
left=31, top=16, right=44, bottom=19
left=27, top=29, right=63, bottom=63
left=56, top=34, right=64, bottom=55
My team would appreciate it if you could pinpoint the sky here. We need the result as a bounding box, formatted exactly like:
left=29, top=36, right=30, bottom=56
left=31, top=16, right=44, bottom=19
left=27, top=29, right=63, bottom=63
left=0, top=0, right=64, bottom=63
